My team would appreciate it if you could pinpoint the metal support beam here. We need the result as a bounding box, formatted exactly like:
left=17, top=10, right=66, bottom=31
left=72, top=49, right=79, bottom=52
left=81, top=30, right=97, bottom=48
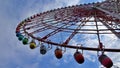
left=98, top=18, right=120, bottom=38
left=95, top=6, right=120, bottom=20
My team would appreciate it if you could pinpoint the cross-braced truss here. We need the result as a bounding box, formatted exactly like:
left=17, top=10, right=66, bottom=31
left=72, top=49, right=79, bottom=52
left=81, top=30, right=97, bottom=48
left=15, top=0, right=120, bottom=67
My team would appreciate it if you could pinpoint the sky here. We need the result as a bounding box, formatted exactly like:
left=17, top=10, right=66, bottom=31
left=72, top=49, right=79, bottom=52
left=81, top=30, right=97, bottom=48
left=0, top=0, right=120, bottom=68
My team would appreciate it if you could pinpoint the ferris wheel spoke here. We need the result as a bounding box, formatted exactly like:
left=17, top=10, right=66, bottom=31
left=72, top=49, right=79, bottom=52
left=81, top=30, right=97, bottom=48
left=41, top=23, right=73, bottom=40
left=25, top=17, right=52, bottom=26
left=62, top=17, right=92, bottom=45
left=29, top=22, right=63, bottom=35
left=98, top=18, right=120, bottom=38
left=24, top=12, right=61, bottom=26
left=24, top=17, right=61, bottom=30
left=28, top=16, right=75, bottom=34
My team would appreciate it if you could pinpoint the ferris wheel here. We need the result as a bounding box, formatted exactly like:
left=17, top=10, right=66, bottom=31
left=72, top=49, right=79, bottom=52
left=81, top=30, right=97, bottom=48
left=15, top=0, right=120, bottom=68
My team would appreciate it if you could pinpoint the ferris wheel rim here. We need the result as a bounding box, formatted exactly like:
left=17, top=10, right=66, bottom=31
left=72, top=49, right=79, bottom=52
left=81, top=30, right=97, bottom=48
left=16, top=1, right=120, bottom=52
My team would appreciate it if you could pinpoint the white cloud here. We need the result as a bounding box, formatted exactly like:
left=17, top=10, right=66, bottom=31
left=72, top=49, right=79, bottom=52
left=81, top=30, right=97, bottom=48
left=0, top=0, right=45, bottom=68
left=55, top=0, right=80, bottom=6
left=0, top=0, right=119, bottom=68
left=0, top=0, right=81, bottom=67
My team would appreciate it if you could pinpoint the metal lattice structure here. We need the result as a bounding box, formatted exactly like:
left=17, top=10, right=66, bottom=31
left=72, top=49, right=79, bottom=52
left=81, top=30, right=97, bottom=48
left=15, top=0, right=120, bottom=67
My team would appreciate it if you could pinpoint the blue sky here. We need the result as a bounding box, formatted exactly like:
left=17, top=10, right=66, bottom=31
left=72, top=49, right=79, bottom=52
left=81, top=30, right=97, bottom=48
left=0, top=0, right=120, bottom=68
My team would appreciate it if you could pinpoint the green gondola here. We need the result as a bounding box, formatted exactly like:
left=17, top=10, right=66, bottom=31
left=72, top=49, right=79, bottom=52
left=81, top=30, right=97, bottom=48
left=22, top=38, right=29, bottom=45
left=18, top=35, right=24, bottom=41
